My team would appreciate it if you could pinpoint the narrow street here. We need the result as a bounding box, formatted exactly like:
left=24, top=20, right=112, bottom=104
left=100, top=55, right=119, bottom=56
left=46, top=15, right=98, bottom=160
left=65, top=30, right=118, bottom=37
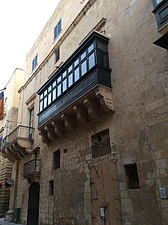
left=0, top=219, right=22, bottom=225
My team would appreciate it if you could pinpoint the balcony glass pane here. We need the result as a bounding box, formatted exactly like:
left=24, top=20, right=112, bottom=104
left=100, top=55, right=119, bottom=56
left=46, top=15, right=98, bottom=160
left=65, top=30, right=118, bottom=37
left=63, top=79, right=67, bottom=92
left=63, top=71, right=67, bottom=78
left=44, top=97, right=47, bottom=108
left=81, top=51, right=86, bottom=61
left=68, top=73, right=73, bottom=87
left=44, top=90, right=47, bottom=96
left=40, top=93, right=43, bottom=100
left=74, top=67, right=80, bottom=82
left=40, top=101, right=43, bottom=112
left=88, top=43, right=94, bottom=53
left=57, top=76, right=61, bottom=83
left=68, top=65, right=73, bottom=73
left=89, top=53, right=95, bottom=69
left=48, top=85, right=52, bottom=92
left=155, top=0, right=163, bottom=5
left=48, top=93, right=52, bottom=105
left=81, top=60, right=87, bottom=76
left=74, top=58, right=79, bottom=67
left=57, top=84, right=61, bottom=96
left=53, top=81, right=56, bottom=87
left=53, top=88, right=56, bottom=101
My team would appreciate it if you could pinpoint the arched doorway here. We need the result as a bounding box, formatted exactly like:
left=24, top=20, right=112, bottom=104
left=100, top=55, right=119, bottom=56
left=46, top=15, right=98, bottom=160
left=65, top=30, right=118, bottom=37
left=27, top=182, right=40, bottom=225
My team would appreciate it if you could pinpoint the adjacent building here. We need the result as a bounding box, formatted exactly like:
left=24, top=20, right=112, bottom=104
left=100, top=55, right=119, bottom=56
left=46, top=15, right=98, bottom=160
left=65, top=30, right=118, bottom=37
left=1, top=0, right=168, bottom=225
left=0, top=68, right=24, bottom=217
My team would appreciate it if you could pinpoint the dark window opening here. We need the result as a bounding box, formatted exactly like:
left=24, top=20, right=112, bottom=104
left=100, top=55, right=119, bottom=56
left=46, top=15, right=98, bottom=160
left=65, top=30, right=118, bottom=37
left=55, top=47, right=60, bottom=63
left=54, top=19, right=62, bottom=40
left=124, top=163, right=140, bottom=189
left=29, top=107, right=34, bottom=139
left=49, top=180, right=54, bottom=195
left=32, top=54, right=38, bottom=71
left=91, top=129, right=111, bottom=158
left=53, top=150, right=60, bottom=169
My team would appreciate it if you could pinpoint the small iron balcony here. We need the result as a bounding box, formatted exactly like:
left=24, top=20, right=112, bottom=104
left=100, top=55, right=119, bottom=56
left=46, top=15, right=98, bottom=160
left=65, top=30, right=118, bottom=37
left=2, top=125, right=34, bottom=161
left=23, top=159, right=41, bottom=179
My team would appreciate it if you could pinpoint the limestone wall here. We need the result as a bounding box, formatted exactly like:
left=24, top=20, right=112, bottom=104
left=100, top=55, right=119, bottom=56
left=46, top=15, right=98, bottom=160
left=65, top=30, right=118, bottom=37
left=14, top=0, right=168, bottom=225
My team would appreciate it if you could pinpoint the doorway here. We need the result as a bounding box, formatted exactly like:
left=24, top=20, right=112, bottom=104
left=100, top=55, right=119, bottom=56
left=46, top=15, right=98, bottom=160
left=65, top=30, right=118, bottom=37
left=27, top=182, right=40, bottom=225
left=90, top=160, right=122, bottom=225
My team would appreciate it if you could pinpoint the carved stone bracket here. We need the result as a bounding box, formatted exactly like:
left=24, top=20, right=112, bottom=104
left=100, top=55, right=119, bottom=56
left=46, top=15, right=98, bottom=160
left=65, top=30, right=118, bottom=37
left=5, top=148, right=17, bottom=162
left=73, top=105, right=88, bottom=123
left=95, top=86, right=114, bottom=112
left=83, top=98, right=99, bottom=119
left=39, top=129, right=51, bottom=144
left=61, top=113, right=76, bottom=131
left=51, top=121, right=65, bottom=137
left=44, top=125, right=57, bottom=141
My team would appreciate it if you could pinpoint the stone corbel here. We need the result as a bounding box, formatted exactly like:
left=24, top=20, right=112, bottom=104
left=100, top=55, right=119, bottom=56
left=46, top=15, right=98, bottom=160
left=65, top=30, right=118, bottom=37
left=13, top=142, right=30, bottom=156
left=44, top=125, right=57, bottom=141
left=73, top=105, right=88, bottom=123
left=5, top=147, right=18, bottom=162
left=95, top=87, right=114, bottom=112
left=39, top=129, right=51, bottom=144
left=83, top=98, right=99, bottom=119
left=51, top=121, right=64, bottom=137
left=61, top=113, right=76, bottom=131
left=10, top=144, right=26, bottom=158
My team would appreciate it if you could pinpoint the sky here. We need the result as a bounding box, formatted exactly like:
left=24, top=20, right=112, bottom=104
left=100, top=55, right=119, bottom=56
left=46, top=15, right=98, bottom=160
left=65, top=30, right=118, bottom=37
left=0, top=0, right=61, bottom=90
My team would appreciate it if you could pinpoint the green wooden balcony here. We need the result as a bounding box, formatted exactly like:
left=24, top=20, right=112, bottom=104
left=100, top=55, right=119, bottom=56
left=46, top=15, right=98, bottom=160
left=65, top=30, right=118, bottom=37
left=37, top=31, right=114, bottom=143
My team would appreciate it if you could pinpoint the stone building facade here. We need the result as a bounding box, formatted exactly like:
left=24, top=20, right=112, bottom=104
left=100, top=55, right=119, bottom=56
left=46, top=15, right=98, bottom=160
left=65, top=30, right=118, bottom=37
left=0, top=69, right=24, bottom=216
left=1, top=0, right=168, bottom=225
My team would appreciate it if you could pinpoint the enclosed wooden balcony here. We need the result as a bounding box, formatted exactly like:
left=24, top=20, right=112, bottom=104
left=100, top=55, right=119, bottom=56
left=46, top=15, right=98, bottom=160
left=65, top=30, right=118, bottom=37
left=153, top=0, right=168, bottom=49
left=2, top=125, right=34, bottom=161
left=37, top=31, right=114, bottom=144
left=23, top=159, right=41, bottom=180
left=153, top=0, right=168, bottom=34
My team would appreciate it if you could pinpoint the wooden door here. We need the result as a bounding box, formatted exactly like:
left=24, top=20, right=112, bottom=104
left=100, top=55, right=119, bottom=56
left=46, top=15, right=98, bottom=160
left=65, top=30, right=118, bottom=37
left=90, top=160, right=122, bottom=225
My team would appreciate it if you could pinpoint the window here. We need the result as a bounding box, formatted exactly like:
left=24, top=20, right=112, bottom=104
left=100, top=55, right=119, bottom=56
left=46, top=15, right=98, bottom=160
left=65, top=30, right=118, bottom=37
left=29, top=107, right=34, bottom=139
left=54, top=19, right=62, bottom=41
left=91, top=129, right=111, bottom=158
left=53, top=150, right=60, bottom=169
left=49, top=180, right=54, bottom=195
left=0, top=136, right=2, bottom=150
left=153, top=0, right=163, bottom=6
left=55, top=47, right=60, bottom=63
left=124, top=164, right=140, bottom=189
left=32, top=54, right=38, bottom=71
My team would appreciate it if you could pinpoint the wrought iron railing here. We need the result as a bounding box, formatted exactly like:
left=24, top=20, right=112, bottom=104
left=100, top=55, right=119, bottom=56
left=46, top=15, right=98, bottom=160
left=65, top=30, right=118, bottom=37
left=2, top=125, right=34, bottom=148
left=23, top=159, right=41, bottom=178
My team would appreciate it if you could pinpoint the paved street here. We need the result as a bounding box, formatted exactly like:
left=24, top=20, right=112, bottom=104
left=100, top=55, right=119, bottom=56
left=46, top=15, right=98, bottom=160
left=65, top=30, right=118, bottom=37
left=0, top=218, right=22, bottom=225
